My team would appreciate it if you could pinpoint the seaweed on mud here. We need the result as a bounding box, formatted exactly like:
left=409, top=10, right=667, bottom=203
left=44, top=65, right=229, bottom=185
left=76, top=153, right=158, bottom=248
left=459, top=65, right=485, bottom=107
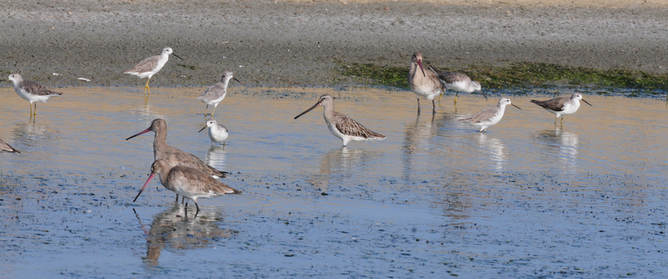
left=339, top=62, right=668, bottom=93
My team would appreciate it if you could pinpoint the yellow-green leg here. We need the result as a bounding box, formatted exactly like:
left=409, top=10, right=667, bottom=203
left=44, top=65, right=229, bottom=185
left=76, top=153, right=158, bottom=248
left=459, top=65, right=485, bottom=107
left=144, top=77, right=151, bottom=96
left=33, top=103, right=37, bottom=117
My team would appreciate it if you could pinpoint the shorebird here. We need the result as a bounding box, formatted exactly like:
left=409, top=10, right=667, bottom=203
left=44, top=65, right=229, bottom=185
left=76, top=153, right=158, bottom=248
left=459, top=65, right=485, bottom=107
left=198, top=120, right=229, bottom=145
left=126, top=119, right=229, bottom=201
left=408, top=52, right=444, bottom=115
left=124, top=47, right=182, bottom=96
left=1, top=138, right=20, bottom=153
left=294, top=94, right=386, bottom=146
left=530, top=93, right=592, bottom=125
left=8, top=74, right=63, bottom=118
left=437, top=71, right=483, bottom=104
left=460, top=98, right=521, bottom=133
left=133, top=159, right=240, bottom=215
left=197, top=72, right=240, bottom=117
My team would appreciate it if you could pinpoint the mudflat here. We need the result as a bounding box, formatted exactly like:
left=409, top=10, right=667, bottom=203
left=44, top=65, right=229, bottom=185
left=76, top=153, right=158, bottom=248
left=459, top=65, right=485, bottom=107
left=1, top=0, right=666, bottom=86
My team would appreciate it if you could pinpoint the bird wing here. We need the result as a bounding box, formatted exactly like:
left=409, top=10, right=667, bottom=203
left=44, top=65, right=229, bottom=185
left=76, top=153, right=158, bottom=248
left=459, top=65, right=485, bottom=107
left=173, top=166, right=240, bottom=195
left=125, top=55, right=159, bottom=74
left=531, top=96, right=568, bottom=111
left=469, top=107, right=498, bottom=123
left=21, top=80, right=62, bottom=96
left=334, top=112, right=385, bottom=139
left=439, top=72, right=471, bottom=84
left=0, top=139, right=19, bottom=153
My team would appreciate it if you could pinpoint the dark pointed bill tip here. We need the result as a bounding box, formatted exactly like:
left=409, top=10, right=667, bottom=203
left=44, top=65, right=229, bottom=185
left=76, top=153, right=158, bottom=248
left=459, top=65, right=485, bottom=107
left=198, top=125, right=207, bottom=133
left=294, top=99, right=322, bottom=119
left=133, top=173, right=155, bottom=202
left=582, top=99, right=593, bottom=106
left=512, top=104, right=522, bottom=110
left=125, top=128, right=151, bottom=141
left=233, top=77, right=241, bottom=84
left=172, top=53, right=184, bottom=60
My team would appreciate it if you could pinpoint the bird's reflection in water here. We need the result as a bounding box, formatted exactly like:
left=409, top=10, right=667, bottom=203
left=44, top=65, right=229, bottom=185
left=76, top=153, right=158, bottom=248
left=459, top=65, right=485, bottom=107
left=310, top=147, right=369, bottom=194
left=12, top=121, right=56, bottom=148
left=205, top=145, right=227, bottom=171
left=133, top=205, right=237, bottom=266
left=476, top=134, right=507, bottom=172
left=536, top=127, right=579, bottom=175
left=401, top=113, right=449, bottom=181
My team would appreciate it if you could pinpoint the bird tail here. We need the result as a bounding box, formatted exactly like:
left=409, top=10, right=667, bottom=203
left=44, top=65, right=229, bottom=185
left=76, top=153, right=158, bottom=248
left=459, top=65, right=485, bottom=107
left=47, top=90, right=63, bottom=96
left=223, top=186, right=241, bottom=195
left=208, top=165, right=229, bottom=178
left=530, top=100, right=542, bottom=105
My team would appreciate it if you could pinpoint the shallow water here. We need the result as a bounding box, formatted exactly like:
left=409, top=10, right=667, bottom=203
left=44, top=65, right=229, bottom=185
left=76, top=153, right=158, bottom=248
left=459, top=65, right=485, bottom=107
left=0, top=87, right=666, bottom=278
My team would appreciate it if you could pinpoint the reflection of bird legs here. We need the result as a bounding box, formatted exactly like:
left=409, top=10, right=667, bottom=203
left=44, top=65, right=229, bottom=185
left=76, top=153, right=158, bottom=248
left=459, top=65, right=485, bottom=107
left=416, top=97, right=421, bottom=115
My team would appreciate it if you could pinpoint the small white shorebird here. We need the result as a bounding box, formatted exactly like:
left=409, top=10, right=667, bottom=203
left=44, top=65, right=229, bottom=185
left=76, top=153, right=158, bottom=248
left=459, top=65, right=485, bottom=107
left=124, top=47, right=182, bottom=96
left=437, top=71, right=483, bottom=104
left=1, top=138, right=20, bottom=153
left=408, top=52, right=444, bottom=115
left=198, top=120, right=229, bottom=145
left=460, top=98, right=521, bottom=133
left=133, top=159, right=241, bottom=216
left=8, top=73, right=63, bottom=118
left=530, top=93, right=592, bottom=125
left=197, top=71, right=240, bottom=117
left=294, top=94, right=386, bottom=146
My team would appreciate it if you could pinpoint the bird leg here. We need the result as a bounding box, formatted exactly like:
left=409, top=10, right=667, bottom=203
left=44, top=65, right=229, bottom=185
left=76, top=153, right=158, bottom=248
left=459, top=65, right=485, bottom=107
left=175, top=194, right=179, bottom=202
left=211, top=107, right=217, bottom=118
left=144, top=77, right=151, bottom=96
left=34, top=103, right=37, bottom=116
left=416, top=97, right=421, bottom=115
left=432, top=99, right=436, bottom=114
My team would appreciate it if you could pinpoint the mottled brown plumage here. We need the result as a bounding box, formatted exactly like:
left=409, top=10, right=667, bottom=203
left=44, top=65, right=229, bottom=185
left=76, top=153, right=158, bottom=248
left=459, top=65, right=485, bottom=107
left=438, top=71, right=471, bottom=84
left=333, top=112, right=386, bottom=139
left=530, top=96, right=569, bottom=112
left=20, top=80, right=64, bottom=96
left=294, top=95, right=386, bottom=146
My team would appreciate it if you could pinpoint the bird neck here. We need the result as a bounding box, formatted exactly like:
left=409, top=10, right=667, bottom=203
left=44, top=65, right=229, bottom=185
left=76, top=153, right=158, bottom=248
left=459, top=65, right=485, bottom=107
left=153, top=129, right=167, bottom=154
left=322, top=103, right=335, bottom=119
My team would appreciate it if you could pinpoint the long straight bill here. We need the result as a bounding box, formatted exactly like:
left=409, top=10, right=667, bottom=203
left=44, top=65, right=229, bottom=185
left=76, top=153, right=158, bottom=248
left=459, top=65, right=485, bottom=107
left=294, top=100, right=322, bottom=119
left=133, top=173, right=155, bottom=202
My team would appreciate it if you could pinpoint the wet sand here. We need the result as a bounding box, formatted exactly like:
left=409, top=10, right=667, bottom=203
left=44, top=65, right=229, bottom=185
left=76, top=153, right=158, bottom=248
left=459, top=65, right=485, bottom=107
left=0, top=0, right=666, bottom=87
left=0, top=87, right=667, bottom=277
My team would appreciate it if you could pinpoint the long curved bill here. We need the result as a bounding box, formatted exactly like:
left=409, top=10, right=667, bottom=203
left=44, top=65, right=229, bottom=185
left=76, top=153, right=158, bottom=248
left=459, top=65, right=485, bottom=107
left=512, top=104, right=522, bottom=110
left=417, top=60, right=426, bottom=77
left=198, top=125, right=207, bottom=133
left=133, top=173, right=155, bottom=202
left=173, top=53, right=184, bottom=60
left=582, top=99, right=593, bottom=106
left=294, top=99, right=322, bottom=119
left=126, top=128, right=151, bottom=141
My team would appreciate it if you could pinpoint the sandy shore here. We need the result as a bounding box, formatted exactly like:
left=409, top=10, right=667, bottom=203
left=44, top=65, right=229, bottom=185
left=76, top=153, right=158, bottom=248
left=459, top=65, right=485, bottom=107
left=0, top=0, right=666, bottom=87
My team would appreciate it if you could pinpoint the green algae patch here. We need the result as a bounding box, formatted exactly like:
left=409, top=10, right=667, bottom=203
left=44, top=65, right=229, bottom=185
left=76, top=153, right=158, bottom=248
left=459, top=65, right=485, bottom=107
left=339, top=62, right=668, bottom=91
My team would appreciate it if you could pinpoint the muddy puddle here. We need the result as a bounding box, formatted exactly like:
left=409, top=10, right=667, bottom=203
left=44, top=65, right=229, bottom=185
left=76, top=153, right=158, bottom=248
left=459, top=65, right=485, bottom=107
left=1, top=86, right=666, bottom=277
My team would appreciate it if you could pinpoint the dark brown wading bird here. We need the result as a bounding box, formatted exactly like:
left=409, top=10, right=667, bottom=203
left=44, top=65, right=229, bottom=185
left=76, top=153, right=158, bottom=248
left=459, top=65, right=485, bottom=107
left=408, top=52, right=445, bottom=115
left=134, top=160, right=240, bottom=216
left=126, top=119, right=229, bottom=201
